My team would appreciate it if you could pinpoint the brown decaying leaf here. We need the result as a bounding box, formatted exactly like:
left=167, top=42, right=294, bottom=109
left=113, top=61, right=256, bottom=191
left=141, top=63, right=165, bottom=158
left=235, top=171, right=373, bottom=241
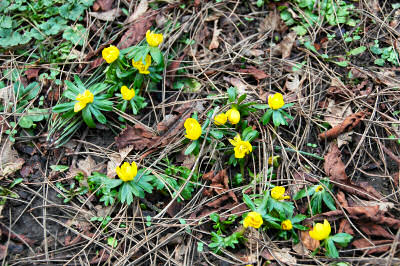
left=300, top=230, right=320, bottom=251
left=338, top=219, right=354, bottom=235
left=126, top=0, right=148, bottom=24
left=319, top=111, right=366, bottom=140
left=106, top=145, right=134, bottom=178
left=271, top=248, right=297, bottom=265
left=270, top=31, right=297, bottom=59
left=238, top=66, right=268, bottom=80
left=209, top=20, right=221, bottom=50
left=202, top=169, right=238, bottom=206
left=93, top=0, right=113, bottom=11
left=259, top=9, right=281, bottom=34
left=115, top=103, right=193, bottom=151
left=25, top=68, right=40, bottom=80
left=352, top=239, right=393, bottom=254
left=359, top=223, right=394, bottom=239
left=0, top=139, right=25, bottom=179
left=167, top=54, right=186, bottom=84
left=324, top=143, right=382, bottom=200
left=118, top=11, right=156, bottom=49
left=324, top=99, right=353, bottom=128
left=89, top=249, right=110, bottom=264
left=89, top=8, right=122, bottom=21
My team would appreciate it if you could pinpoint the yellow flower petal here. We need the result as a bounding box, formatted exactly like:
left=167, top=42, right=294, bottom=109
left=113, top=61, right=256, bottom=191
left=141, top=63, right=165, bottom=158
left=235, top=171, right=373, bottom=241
left=184, top=118, right=202, bottom=140
left=214, top=113, right=227, bottom=125
left=309, top=219, right=331, bottom=240
left=132, top=54, right=152, bottom=75
left=146, top=30, right=163, bottom=47
left=102, top=45, right=120, bottom=64
left=121, top=86, right=135, bottom=101
left=281, top=219, right=293, bottom=230
left=271, top=186, right=289, bottom=200
left=116, top=161, right=137, bottom=182
left=74, top=101, right=87, bottom=112
left=268, top=93, right=285, bottom=110
left=243, top=211, right=263, bottom=229
left=226, top=108, right=240, bottom=124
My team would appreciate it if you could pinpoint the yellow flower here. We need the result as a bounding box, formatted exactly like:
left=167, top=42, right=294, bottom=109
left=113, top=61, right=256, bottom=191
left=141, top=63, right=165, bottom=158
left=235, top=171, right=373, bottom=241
left=74, top=90, right=94, bottom=112
left=268, top=93, right=285, bottom=110
left=226, top=108, right=240, bottom=124
left=281, top=220, right=293, bottom=231
left=229, top=134, right=252, bottom=159
left=243, top=211, right=263, bottom=229
left=315, top=185, right=324, bottom=192
left=132, top=54, right=151, bottom=74
left=309, top=219, right=331, bottom=241
left=184, top=118, right=202, bottom=140
left=146, top=30, right=163, bottom=47
left=121, top=86, right=135, bottom=101
left=116, top=161, right=138, bottom=182
left=102, top=45, right=119, bottom=64
left=270, top=186, right=290, bottom=200
left=214, top=113, right=227, bottom=125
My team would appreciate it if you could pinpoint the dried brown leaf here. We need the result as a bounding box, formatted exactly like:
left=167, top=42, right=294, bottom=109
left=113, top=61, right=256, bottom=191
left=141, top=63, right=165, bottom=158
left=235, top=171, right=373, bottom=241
left=271, top=248, right=297, bottom=265
left=25, top=68, right=40, bottom=80
left=115, top=124, right=159, bottom=151
left=106, top=145, right=134, bottom=178
left=0, top=140, right=24, bottom=179
left=118, top=11, right=156, bottom=49
left=93, top=0, right=113, bottom=11
left=352, top=239, right=392, bottom=254
left=238, top=66, right=268, bottom=80
left=319, top=111, right=366, bottom=140
left=89, top=8, right=122, bottom=21
left=300, top=230, right=320, bottom=251
left=126, top=0, right=148, bottom=24
left=324, top=143, right=348, bottom=182
left=209, top=20, right=221, bottom=50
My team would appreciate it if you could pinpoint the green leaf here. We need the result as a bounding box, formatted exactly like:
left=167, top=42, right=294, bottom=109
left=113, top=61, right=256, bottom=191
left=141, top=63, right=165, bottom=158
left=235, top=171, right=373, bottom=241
left=82, top=107, right=96, bottom=128
left=197, top=242, right=204, bottom=252
left=293, top=187, right=314, bottom=200
left=374, top=58, right=385, bottom=66
left=261, top=109, right=273, bottom=125
left=348, top=46, right=366, bottom=56
left=252, top=104, right=269, bottom=110
left=184, top=141, right=197, bottom=155
left=291, top=214, right=307, bottom=224
left=52, top=102, right=75, bottom=113
left=19, top=116, right=33, bottom=128
left=50, top=165, right=69, bottom=172
left=149, top=47, right=163, bottom=65
left=326, top=238, right=339, bottom=258
left=107, top=237, right=118, bottom=248
left=237, top=94, right=246, bottom=104
left=210, top=130, right=223, bottom=139
left=89, top=105, right=107, bottom=124
left=243, top=130, right=258, bottom=142
left=322, top=192, right=337, bottom=211
left=62, top=24, right=86, bottom=46
left=242, top=194, right=256, bottom=211
left=227, top=86, right=236, bottom=102
left=293, top=25, right=307, bottom=36
left=330, top=233, right=353, bottom=246
left=24, top=82, right=40, bottom=100
left=333, top=61, right=349, bottom=67
left=120, top=182, right=134, bottom=205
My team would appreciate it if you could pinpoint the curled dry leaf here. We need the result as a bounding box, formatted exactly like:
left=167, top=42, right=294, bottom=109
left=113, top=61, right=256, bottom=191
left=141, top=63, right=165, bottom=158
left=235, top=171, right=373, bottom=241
left=271, top=248, right=297, bottom=265
left=89, top=8, right=122, bottom=21
left=259, top=9, right=281, bottom=34
left=93, top=0, right=113, bottom=11
left=319, top=111, right=367, bottom=140
left=118, top=10, right=156, bottom=49
left=300, top=230, right=320, bottom=251
left=25, top=68, right=40, bottom=80
left=270, top=31, right=297, bottom=59
left=0, top=139, right=25, bottom=179
left=209, top=20, right=221, bottom=50
left=202, top=169, right=238, bottom=204
left=324, top=99, right=353, bottom=128
left=238, top=66, right=268, bottom=80
left=115, top=124, right=159, bottom=151
left=126, top=0, right=148, bottom=24
left=352, top=239, right=392, bottom=254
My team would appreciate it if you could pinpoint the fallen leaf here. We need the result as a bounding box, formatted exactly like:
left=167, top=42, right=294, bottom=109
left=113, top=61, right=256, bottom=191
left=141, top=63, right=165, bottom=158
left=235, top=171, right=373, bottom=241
left=338, top=219, right=354, bottom=235
left=0, top=245, right=6, bottom=260
left=359, top=223, right=394, bottom=239
left=209, top=20, right=221, bottom=50
left=300, top=230, right=319, bottom=251
left=166, top=54, right=185, bottom=84
left=106, top=145, right=134, bottom=178
left=259, top=9, right=281, bottom=34
left=238, top=66, right=268, bottom=80
left=324, top=99, right=353, bottom=128
left=223, top=76, right=248, bottom=95
left=89, top=249, right=110, bottom=264
left=25, top=68, right=40, bottom=80
left=357, top=200, right=394, bottom=212
left=202, top=169, right=238, bottom=204
left=126, top=0, right=148, bottom=24
left=93, top=0, right=113, bottom=11
left=243, top=49, right=264, bottom=57
left=270, top=31, right=297, bottom=59
left=352, top=239, right=392, bottom=254
left=0, top=139, right=24, bottom=179
left=118, top=11, right=156, bottom=49
left=89, top=8, right=122, bottom=21
left=271, top=248, right=297, bottom=265
left=324, top=143, right=348, bottom=182
left=319, top=111, right=366, bottom=140
left=337, top=131, right=353, bottom=148
left=115, top=124, right=159, bottom=151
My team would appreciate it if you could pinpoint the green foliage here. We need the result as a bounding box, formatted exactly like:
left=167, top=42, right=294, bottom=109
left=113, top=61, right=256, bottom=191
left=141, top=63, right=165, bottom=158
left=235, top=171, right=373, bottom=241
left=0, top=0, right=94, bottom=48
left=56, top=181, right=88, bottom=203
left=90, top=215, right=112, bottom=229
left=52, top=75, right=113, bottom=128
left=371, top=40, right=399, bottom=66
left=208, top=232, right=243, bottom=254
left=210, top=213, right=238, bottom=235
left=293, top=179, right=336, bottom=214
left=261, top=103, right=294, bottom=127
left=323, top=233, right=353, bottom=258
left=154, top=159, right=201, bottom=202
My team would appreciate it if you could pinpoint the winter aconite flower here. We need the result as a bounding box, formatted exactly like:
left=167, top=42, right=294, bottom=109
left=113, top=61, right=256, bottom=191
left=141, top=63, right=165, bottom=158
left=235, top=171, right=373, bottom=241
left=268, top=93, right=284, bottom=110
left=315, top=185, right=324, bottom=192
left=121, top=86, right=135, bottom=101
left=146, top=30, right=163, bottom=47
left=243, top=212, right=263, bottom=229
left=226, top=108, right=240, bottom=124
left=270, top=186, right=290, bottom=200
left=184, top=118, right=202, bottom=140
left=214, top=113, right=227, bottom=125
left=309, top=219, right=331, bottom=241
left=116, top=161, right=138, bottom=182
left=132, top=54, right=151, bottom=74
left=74, top=90, right=94, bottom=112
left=229, top=134, right=252, bottom=159
left=102, top=45, right=119, bottom=64
left=281, top=220, right=293, bottom=231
